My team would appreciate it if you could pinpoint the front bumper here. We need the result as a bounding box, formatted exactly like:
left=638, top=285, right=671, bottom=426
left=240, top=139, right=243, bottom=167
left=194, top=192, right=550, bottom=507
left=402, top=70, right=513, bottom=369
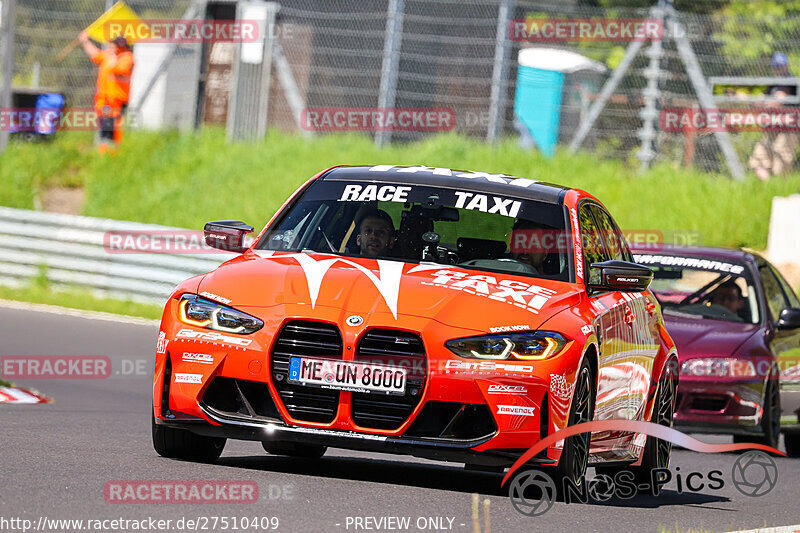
left=673, top=379, right=764, bottom=435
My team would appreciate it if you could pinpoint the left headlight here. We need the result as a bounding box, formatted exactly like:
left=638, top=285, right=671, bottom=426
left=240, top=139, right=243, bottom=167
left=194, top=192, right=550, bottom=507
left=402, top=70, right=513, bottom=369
left=445, top=332, right=569, bottom=361
left=178, top=294, right=263, bottom=334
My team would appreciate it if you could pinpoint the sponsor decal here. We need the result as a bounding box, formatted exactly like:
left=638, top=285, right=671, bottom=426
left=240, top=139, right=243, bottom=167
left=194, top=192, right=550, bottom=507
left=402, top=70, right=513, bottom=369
left=489, top=324, right=530, bottom=333
left=569, top=207, right=583, bottom=282
left=417, top=269, right=557, bottom=314
left=497, top=405, right=536, bottom=416
left=445, top=360, right=535, bottom=375
left=368, top=165, right=539, bottom=188
left=453, top=191, right=521, bottom=217
left=633, top=254, right=746, bottom=275
left=580, top=324, right=592, bottom=336
left=200, top=291, right=232, bottom=305
left=156, top=331, right=169, bottom=355
left=346, top=315, right=364, bottom=326
left=285, top=425, right=388, bottom=441
left=488, top=384, right=528, bottom=395
left=174, top=373, right=203, bottom=384
left=260, top=253, right=404, bottom=319
left=175, top=328, right=252, bottom=347
left=181, top=352, right=214, bottom=365
left=338, top=184, right=412, bottom=203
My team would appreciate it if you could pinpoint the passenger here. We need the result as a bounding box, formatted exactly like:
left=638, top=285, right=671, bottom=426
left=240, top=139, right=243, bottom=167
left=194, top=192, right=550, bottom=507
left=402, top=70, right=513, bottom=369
left=357, top=209, right=396, bottom=257
left=509, top=219, right=551, bottom=272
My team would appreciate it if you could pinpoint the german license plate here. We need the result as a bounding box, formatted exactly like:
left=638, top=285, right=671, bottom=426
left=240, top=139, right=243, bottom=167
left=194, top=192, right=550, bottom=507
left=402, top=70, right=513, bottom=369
left=287, top=356, right=407, bottom=395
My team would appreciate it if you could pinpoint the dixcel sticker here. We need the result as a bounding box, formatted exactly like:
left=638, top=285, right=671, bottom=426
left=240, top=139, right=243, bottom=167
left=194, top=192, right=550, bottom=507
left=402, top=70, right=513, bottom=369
left=174, top=373, right=202, bottom=384
left=497, top=405, right=536, bottom=416
left=417, top=269, right=557, bottom=313
left=182, top=352, right=214, bottom=364
left=175, top=328, right=252, bottom=347
left=633, top=254, right=746, bottom=275
left=488, top=384, right=528, bottom=395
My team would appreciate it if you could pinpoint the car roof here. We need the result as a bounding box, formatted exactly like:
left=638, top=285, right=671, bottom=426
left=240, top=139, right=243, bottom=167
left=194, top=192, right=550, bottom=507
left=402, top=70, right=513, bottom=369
left=630, top=244, right=755, bottom=263
left=319, top=165, right=570, bottom=205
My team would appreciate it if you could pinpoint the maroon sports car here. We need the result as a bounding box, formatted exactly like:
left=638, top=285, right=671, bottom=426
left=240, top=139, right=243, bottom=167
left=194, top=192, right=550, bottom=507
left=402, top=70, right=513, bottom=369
left=632, top=245, right=800, bottom=455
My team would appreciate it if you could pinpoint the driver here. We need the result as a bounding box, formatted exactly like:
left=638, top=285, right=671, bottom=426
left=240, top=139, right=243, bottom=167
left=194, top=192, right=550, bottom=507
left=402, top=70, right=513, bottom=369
left=710, top=281, right=745, bottom=314
left=357, top=209, right=396, bottom=257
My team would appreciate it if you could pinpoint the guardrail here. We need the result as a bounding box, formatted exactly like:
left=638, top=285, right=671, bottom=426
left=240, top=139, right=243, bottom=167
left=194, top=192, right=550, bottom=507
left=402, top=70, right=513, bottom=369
left=0, top=207, right=237, bottom=305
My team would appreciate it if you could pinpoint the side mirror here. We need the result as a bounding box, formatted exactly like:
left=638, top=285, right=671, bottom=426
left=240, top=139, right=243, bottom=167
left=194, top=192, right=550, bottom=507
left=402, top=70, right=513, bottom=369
left=776, top=307, right=800, bottom=330
left=204, top=220, right=254, bottom=253
left=588, top=260, right=653, bottom=293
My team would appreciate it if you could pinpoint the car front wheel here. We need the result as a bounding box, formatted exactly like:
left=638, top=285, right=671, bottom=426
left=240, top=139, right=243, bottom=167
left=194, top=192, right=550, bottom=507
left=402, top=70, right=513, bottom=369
left=151, top=412, right=226, bottom=462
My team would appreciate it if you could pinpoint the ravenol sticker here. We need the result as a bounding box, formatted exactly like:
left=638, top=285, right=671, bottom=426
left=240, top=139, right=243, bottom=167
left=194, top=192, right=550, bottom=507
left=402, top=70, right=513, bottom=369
left=497, top=405, right=536, bottom=416
left=174, top=373, right=203, bottom=384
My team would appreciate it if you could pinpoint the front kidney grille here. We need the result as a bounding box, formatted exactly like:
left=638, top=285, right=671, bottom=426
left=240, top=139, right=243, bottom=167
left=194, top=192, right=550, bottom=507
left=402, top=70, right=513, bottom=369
left=270, top=320, right=343, bottom=423
left=351, top=329, right=427, bottom=430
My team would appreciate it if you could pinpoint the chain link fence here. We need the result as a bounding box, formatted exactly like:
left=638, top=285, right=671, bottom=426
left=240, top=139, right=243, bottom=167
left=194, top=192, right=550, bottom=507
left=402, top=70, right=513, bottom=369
left=4, top=0, right=800, bottom=177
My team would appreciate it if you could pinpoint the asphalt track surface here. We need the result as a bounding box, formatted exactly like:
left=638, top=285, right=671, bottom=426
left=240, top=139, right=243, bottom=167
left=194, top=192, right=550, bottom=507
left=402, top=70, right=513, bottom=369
left=1, top=304, right=799, bottom=533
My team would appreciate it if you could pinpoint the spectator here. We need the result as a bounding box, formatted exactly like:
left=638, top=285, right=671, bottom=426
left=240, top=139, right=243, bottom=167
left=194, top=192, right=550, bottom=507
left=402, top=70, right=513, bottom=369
left=79, top=31, right=134, bottom=153
left=748, top=52, right=799, bottom=180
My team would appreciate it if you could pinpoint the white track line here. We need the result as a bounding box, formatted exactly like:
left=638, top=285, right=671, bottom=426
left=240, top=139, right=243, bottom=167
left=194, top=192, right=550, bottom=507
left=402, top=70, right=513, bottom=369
left=0, top=299, right=160, bottom=326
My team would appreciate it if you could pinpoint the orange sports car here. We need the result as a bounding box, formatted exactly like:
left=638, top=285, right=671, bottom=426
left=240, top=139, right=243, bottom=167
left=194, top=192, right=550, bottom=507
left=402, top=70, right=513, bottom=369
left=152, top=165, right=677, bottom=486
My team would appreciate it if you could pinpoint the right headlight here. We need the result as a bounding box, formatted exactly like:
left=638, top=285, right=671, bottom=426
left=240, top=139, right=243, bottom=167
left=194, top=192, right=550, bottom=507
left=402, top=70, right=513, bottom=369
left=445, top=332, right=570, bottom=361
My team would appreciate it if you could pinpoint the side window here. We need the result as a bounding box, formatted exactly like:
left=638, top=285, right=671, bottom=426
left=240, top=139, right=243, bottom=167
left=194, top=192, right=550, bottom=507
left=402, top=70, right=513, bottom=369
left=759, top=264, right=789, bottom=321
left=770, top=263, right=800, bottom=308
left=578, top=204, right=609, bottom=269
left=591, top=205, right=630, bottom=262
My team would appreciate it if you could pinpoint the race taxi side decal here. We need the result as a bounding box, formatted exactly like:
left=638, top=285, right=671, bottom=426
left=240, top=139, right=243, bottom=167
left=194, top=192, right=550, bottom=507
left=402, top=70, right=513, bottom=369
left=414, top=268, right=558, bottom=314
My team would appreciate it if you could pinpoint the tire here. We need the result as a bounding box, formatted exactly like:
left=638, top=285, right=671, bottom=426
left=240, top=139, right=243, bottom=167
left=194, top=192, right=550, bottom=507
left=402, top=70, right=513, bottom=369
left=733, top=372, right=780, bottom=449
left=784, top=428, right=800, bottom=457
left=554, top=358, right=595, bottom=490
left=262, top=440, right=327, bottom=458
left=597, top=362, right=677, bottom=494
left=152, top=411, right=226, bottom=462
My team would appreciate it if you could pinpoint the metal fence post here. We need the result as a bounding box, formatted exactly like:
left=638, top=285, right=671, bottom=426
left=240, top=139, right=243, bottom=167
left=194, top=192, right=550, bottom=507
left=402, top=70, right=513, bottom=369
left=636, top=1, right=665, bottom=172
left=375, top=0, right=404, bottom=148
left=0, top=0, right=17, bottom=155
left=487, top=0, right=514, bottom=144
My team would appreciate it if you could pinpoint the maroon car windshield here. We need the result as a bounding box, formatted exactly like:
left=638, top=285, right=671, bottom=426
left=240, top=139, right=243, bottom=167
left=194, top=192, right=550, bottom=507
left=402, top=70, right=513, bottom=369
left=634, top=253, right=759, bottom=324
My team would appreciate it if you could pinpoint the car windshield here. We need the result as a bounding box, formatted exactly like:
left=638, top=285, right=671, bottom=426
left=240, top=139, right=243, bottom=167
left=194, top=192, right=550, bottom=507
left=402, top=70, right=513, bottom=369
left=633, top=253, right=759, bottom=324
left=256, top=179, right=572, bottom=282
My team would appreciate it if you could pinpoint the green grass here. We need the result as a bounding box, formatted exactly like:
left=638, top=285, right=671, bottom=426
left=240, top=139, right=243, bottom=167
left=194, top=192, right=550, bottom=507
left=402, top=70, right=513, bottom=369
left=2, top=128, right=800, bottom=251
left=0, top=283, right=163, bottom=320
